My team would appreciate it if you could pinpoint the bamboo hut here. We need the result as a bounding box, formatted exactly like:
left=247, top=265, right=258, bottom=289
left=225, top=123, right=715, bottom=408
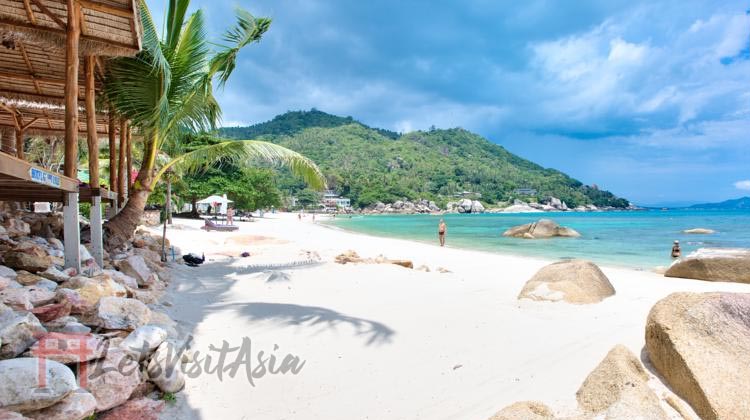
left=0, top=0, right=141, bottom=269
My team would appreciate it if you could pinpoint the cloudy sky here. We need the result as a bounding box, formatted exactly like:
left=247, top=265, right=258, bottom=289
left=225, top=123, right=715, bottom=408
left=151, top=0, right=750, bottom=206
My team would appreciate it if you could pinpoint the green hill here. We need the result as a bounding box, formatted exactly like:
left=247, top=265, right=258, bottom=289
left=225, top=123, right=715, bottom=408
left=218, top=110, right=629, bottom=209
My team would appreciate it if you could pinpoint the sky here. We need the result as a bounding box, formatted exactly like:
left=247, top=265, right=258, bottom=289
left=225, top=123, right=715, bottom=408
left=150, top=0, right=750, bottom=206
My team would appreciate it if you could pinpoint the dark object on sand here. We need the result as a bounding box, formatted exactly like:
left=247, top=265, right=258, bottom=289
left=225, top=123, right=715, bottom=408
left=240, top=252, right=250, bottom=258
left=183, top=253, right=205, bottom=267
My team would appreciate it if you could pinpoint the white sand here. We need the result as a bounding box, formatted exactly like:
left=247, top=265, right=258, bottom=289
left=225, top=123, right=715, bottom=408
left=153, top=213, right=750, bottom=420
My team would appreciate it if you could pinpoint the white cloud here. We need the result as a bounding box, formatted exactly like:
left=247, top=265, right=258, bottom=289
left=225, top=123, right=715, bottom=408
left=734, top=180, right=750, bottom=190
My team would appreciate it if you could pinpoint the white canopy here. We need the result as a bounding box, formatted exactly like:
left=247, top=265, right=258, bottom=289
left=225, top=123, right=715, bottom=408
left=196, top=194, right=233, bottom=215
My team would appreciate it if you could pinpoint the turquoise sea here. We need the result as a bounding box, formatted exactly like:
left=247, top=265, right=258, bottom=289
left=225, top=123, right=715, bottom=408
left=328, top=210, right=750, bottom=270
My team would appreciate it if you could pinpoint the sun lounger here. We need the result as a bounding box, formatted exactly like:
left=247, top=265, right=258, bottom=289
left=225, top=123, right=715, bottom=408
left=201, top=219, right=239, bottom=232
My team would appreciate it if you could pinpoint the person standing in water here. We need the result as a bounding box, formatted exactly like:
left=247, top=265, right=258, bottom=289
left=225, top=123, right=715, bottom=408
left=438, top=219, right=447, bottom=247
left=671, top=240, right=681, bottom=258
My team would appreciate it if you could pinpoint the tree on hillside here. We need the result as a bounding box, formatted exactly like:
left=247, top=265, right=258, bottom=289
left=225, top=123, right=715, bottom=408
left=103, top=0, right=325, bottom=248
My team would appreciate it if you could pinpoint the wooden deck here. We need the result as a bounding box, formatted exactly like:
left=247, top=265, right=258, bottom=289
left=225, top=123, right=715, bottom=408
left=0, top=152, right=77, bottom=202
left=79, top=185, right=117, bottom=203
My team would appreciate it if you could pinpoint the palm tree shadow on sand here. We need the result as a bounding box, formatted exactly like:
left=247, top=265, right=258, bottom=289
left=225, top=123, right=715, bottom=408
left=212, top=302, right=395, bottom=346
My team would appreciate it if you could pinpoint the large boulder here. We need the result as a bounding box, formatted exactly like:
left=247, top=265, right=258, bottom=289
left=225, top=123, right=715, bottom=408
left=116, top=256, right=156, bottom=286
left=28, top=332, right=105, bottom=364
left=665, top=248, right=750, bottom=284
left=25, top=389, right=96, bottom=420
left=146, top=340, right=186, bottom=393
left=97, top=397, right=165, bottom=420
left=30, top=302, right=71, bottom=323
left=576, top=345, right=668, bottom=419
left=0, top=311, right=46, bottom=358
left=0, top=358, right=76, bottom=412
left=0, top=266, right=17, bottom=280
left=503, top=219, right=580, bottom=239
left=80, top=297, right=151, bottom=330
left=488, top=401, right=554, bottom=420
left=518, top=260, right=615, bottom=304
left=102, top=270, right=138, bottom=290
left=119, top=325, right=167, bottom=361
left=2, top=252, right=50, bottom=274
left=60, top=275, right=127, bottom=308
left=470, top=200, right=485, bottom=213
left=645, top=292, right=750, bottom=420
left=82, top=350, right=142, bottom=411
left=683, top=228, right=715, bottom=234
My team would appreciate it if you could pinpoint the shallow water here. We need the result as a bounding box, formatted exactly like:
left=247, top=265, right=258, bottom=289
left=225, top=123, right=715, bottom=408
left=328, top=209, right=750, bottom=270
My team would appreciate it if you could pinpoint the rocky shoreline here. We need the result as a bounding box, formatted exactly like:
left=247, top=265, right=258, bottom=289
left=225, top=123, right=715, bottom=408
left=358, top=197, right=638, bottom=215
left=0, top=203, right=190, bottom=420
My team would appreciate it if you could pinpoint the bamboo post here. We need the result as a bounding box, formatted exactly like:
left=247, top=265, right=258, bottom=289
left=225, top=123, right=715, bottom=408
left=14, top=126, right=24, bottom=160
left=85, top=55, right=103, bottom=267
left=117, top=119, right=127, bottom=206
left=63, top=0, right=82, bottom=271
left=126, top=125, right=133, bottom=191
left=107, top=112, right=118, bottom=217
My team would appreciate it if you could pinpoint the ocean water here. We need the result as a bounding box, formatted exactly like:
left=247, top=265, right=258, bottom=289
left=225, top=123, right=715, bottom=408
left=327, top=210, right=750, bottom=270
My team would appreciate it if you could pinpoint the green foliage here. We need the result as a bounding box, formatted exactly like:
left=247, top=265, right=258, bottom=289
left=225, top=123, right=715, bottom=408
left=219, top=110, right=629, bottom=209
left=162, top=392, right=177, bottom=404
left=295, top=188, right=321, bottom=208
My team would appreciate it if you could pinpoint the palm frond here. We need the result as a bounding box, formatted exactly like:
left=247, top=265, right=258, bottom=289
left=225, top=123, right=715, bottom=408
left=153, top=140, right=326, bottom=190
left=209, top=9, right=271, bottom=87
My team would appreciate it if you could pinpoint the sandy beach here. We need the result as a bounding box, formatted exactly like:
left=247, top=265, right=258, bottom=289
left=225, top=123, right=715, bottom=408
left=152, top=213, right=750, bottom=420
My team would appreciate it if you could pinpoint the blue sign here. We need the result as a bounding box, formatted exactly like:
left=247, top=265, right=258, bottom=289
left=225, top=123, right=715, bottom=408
left=29, top=167, right=61, bottom=188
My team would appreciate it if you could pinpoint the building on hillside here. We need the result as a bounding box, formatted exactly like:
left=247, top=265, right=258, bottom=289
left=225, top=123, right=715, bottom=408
left=323, top=190, right=351, bottom=210
left=514, top=188, right=537, bottom=195
left=454, top=191, right=482, bottom=199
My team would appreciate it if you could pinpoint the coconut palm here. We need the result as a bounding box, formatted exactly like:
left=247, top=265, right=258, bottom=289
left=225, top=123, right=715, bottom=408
left=103, top=0, right=325, bottom=247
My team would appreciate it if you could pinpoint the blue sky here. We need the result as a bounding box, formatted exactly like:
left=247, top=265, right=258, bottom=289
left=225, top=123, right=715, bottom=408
left=150, top=0, right=750, bottom=206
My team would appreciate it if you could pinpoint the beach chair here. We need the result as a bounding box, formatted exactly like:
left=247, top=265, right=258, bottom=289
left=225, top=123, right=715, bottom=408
left=201, top=219, right=239, bottom=232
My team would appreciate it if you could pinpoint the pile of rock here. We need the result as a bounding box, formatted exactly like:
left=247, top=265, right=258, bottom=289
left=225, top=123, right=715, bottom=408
left=503, top=219, right=581, bottom=239
left=490, top=291, right=750, bottom=420
left=335, top=250, right=414, bottom=269
left=364, top=199, right=441, bottom=214
left=445, top=199, right=485, bottom=214
left=0, top=207, right=188, bottom=419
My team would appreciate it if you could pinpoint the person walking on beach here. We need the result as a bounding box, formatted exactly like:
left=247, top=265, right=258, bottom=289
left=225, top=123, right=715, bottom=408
left=671, top=240, right=681, bottom=258
left=226, top=206, right=234, bottom=225
left=438, top=219, right=447, bottom=247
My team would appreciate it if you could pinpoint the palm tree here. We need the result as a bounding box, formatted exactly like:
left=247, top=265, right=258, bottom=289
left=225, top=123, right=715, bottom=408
left=103, top=0, right=325, bottom=248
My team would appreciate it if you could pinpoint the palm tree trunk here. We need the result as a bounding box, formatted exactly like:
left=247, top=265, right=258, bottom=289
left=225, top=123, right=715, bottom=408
left=166, top=178, right=173, bottom=224
left=104, top=132, right=157, bottom=250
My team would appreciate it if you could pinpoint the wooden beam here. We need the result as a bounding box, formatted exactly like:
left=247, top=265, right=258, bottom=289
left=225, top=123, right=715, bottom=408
left=22, top=0, right=37, bottom=25
left=29, top=0, right=67, bottom=30
left=117, top=118, right=126, bottom=204
left=108, top=112, right=117, bottom=194
left=0, top=71, right=68, bottom=86
left=20, top=117, right=39, bottom=130
left=77, top=0, right=134, bottom=19
left=84, top=55, right=98, bottom=189
left=14, top=126, right=24, bottom=160
left=63, top=0, right=81, bottom=179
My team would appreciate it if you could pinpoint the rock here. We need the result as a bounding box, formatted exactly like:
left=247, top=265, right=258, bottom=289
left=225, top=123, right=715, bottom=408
left=335, top=250, right=363, bottom=264
left=470, top=200, right=485, bottom=213
left=2, top=252, right=50, bottom=273
left=0, top=277, right=11, bottom=291
left=146, top=341, right=185, bottom=393
left=97, top=397, right=165, bottom=420
left=53, top=289, right=87, bottom=315
left=389, top=260, right=414, bottom=269
left=0, top=358, right=76, bottom=412
left=665, top=248, right=750, bottom=284
left=46, top=238, right=63, bottom=251
left=518, top=260, right=615, bottom=304
left=0, top=311, right=46, bottom=358
left=116, top=256, right=156, bottom=286
left=3, top=219, right=30, bottom=237
left=0, top=266, right=17, bottom=280
left=30, top=302, right=71, bottom=323
left=488, top=401, right=554, bottom=420
left=503, top=219, right=581, bottom=239
left=683, top=228, right=715, bottom=234
left=82, top=350, right=142, bottom=411
left=416, top=265, right=430, bottom=272
left=23, top=286, right=56, bottom=307
left=38, top=267, right=70, bottom=283
left=80, top=297, right=151, bottom=330
left=0, top=410, right=31, bottom=419
left=59, top=322, right=91, bottom=335
left=13, top=272, right=42, bottom=287
left=119, top=325, right=168, bottom=361
left=645, top=292, right=750, bottom=420
left=102, top=269, right=138, bottom=290
left=32, top=279, right=56, bottom=293
left=25, top=390, right=96, bottom=420
left=0, top=289, right=32, bottom=311
left=28, top=332, right=105, bottom=364
left=61, top=275, right=127, bottom=308
left=576, top=345, right=668, bottom=419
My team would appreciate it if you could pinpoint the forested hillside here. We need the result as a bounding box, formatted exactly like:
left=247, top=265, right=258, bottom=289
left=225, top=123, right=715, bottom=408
left=218, top=110, right=629, bottom=209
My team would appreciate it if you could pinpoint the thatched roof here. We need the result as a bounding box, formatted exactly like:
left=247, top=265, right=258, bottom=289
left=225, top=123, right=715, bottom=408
left=0, top=98, right=111, bottom=136
left=0, top=0, right=142, bottom=57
